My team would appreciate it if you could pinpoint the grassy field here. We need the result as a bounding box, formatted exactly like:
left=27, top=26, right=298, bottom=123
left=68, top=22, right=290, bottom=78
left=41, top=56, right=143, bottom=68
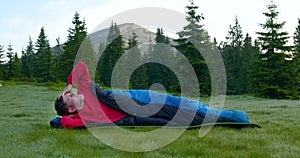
left=0, top=85, right=299, bottom=157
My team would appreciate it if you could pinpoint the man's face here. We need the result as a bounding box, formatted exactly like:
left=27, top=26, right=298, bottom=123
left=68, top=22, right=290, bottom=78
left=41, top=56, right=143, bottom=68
left=62, top=92, right=85, bottom=113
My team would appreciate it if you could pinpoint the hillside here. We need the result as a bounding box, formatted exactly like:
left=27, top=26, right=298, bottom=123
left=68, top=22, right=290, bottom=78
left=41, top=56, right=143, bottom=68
left=88, top=23, right=157, bottom=48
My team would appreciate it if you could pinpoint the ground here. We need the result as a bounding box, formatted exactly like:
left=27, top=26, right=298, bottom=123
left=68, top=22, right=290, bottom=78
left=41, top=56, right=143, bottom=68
left=0, top=85, right=299, bottom=157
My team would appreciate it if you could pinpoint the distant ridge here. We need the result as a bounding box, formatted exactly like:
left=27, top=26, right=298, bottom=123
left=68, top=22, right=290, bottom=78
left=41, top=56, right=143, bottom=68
left=88, top=23, right=157, bottom=48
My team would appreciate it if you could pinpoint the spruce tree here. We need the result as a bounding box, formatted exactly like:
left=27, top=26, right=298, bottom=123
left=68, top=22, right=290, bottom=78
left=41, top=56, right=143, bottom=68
left=254, top=2, right=298, bottom=99
left=293, top=18, right=300, bottom=95
left=241, top=33, right=258, bottom=94
left=125, top=32, right=148, bottom=89
left=174, top=0, right=213, bottom=96
left=58, top=12, right=88, bottom=81
left=12, top=53, right=21, bottom=79
left=222, top=16, right=244, bottom=94
left=21, top=37, right=34, bottom=79
left=294, top=18, right=300, bottom=63
left=97, top=22, right=124, bottom=88
left=95, top=41, right=106, bottom=83
left=34, top=27, right=54, bottom=82
left=76, top=36, right=96, bottom=80
left=0, top=45, right=5, bottom=80
left=93, top=42, right=105, bottom=84
left=52, top=37, right=62, bottom=81
left=5, top=44, right=15, bottom=80
left=146, top=28, right=177, bottom=92
left=155, top=28, right=170, bottom=44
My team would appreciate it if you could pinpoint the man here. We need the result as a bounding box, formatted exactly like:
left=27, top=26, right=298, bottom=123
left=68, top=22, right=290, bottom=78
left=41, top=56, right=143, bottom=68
left=54, top=61, right=249, bottom=128
left=55, top=62, right=128, bottom=128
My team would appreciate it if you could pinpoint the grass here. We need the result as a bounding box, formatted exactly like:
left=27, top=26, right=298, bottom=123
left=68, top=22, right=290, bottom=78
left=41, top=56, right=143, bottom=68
left=0, top=85, right=299, bottom=157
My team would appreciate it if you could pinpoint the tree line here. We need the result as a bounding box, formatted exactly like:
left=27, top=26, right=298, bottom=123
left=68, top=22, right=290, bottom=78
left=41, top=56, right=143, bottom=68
left=0, top=0, right=299, bottom=99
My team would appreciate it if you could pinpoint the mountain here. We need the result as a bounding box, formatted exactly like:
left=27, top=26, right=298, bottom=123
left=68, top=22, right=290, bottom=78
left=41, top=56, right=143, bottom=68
left=88, top=23, right=157, bottom=49
left=52, top=23, right=176, bottom=56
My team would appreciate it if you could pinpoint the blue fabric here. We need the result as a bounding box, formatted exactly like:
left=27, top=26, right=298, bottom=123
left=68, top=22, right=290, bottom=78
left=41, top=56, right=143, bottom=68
left=50, top=117, right=62, bottom=128
left=104, top=90, right=249, bottom=123
left=50, top=117, right=86, bottom=129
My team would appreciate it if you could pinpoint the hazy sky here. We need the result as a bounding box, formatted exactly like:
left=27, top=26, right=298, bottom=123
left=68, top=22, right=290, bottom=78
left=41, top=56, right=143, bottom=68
left=0, top=0, right=299, bottom=56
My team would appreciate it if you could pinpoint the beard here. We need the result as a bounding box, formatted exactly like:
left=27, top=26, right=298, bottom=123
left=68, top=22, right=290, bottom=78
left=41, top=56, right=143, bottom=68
left=75, top=94, right=85, bottom=111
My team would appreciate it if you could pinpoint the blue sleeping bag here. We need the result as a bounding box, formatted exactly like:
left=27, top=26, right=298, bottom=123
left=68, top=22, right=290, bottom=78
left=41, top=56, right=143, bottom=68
left=104, top=89, right=249, bottom=123
left=90, top=81, right=249, bottom=125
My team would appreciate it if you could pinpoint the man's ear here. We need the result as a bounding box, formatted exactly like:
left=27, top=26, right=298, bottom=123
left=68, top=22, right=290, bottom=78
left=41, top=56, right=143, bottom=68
left=68, top=106, right=77, bottom=114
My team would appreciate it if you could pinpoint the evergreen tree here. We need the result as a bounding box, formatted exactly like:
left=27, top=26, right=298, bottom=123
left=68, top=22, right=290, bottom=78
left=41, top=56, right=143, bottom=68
left=33, top=27, right=54, bottom=82
left=95, top=41, right=106, bottom=79
left=155, top=28, right=170, bottom=44
left=146, top=28, right=177, bottom=92
left=128, top=32, right=138, bottom=48
left=147, top=37, right=153, bottom=53
left=294, top=18, right=300, bottom=63
left=222, top=16, right=244, bottom=94
left=21, top=37, right=34, bottom=79
left=125, top=32, right=148, bottom=89
left=52, top=37, right=62, bottom=81
left=54, top=37, right=63, bottom=58
left=107, top=22, right=119, bottom=43
left=240, top=33, right=258, bottom=94
left=58, top=12, right=88, bottom=81
left=247, top=26, right=261, bottom=95
left=97, top=22, right=125, bottom=88
left=254, top=2, right=298, bottom=99
left=0, top=45, right=5, bottom=80
left=293, top=18, right=300, bottom=94
left=5, top=44, right=15, bottom=80
left=226, top=16, right=244, bottom=48
left=76, top=36, right=96, bottom=80
left=12, top=53, right=21, bottom=79
left=174, top=0, right=213, bottom=96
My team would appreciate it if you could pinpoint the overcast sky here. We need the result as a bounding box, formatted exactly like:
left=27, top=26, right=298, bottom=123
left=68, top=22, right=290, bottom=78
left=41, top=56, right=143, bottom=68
left=0, top=0, right=299, bottom=56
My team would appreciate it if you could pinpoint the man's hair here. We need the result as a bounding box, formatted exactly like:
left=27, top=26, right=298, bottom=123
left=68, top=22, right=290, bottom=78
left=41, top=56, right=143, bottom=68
left=55, top=96, right=69, bottom=116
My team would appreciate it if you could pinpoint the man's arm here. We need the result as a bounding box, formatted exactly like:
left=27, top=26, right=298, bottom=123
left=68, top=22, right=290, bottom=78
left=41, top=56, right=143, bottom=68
left=57, top=62, right=89, bottom=99
left=67, top=61, right=90, bottom=85
left=63, top=84, right=73, bottom=93
left=58, top=84, right=73, bottom=99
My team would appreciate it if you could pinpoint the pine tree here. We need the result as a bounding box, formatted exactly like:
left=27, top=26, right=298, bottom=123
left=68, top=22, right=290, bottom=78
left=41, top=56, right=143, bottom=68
left=97, top=22, right=124, bottom=88
left=58, top=12, right=88, bottom=81
left=226, top=16, right=244, bottom=48
left=52, top=37, right=62, bottom=81
left=174, top=0, right=213, bottom=96
left=76, top=36, right=96, bottom=80
left=107, top=22, right=118, bottom=43
left=0, top=45, right=5, bottom=80
left=293, top=18, right=300, bottom=95
left=21, top=37, right=34, bottom=79
left=124, top=32, right=148, bottom=89
left=254, top=2, right=298, bottom=99
left=12, top=53, right=21, bottom=79
left=155, top=28, right=170, bottom=44
left=33, top=27, right=54, bottom=82
left=5, top=44, right=15, bottom=80
left=294, top=18, right=300, bottom=63
left=146, top=28, right=177, bottom=92
left=222, top=16, right=244, bottom=94
left=241, top=33, right=258, bottom=94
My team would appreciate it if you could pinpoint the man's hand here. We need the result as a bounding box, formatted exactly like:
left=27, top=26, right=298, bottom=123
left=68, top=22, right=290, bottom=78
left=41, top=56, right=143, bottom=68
left=58, top=84, right=73, bottom=99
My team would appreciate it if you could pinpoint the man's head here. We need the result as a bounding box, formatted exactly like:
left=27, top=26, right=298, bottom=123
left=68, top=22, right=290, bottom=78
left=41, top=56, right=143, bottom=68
left=55, top=92, right=85, bottom=116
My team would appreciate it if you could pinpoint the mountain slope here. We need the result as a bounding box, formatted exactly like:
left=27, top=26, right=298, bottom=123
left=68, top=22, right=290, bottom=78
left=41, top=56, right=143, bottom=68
left=88, top=23, right=157, bottom=48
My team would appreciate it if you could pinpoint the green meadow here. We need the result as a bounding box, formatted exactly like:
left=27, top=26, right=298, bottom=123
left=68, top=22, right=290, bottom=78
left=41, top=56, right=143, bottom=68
left=0, top=84, right=299, bottom=157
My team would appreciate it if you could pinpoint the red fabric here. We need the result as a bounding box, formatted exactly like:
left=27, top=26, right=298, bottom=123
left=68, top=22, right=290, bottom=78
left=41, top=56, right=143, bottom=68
left=61, top=62, right=128, bottom=128
left=61, top=115, right=84, bottom=128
